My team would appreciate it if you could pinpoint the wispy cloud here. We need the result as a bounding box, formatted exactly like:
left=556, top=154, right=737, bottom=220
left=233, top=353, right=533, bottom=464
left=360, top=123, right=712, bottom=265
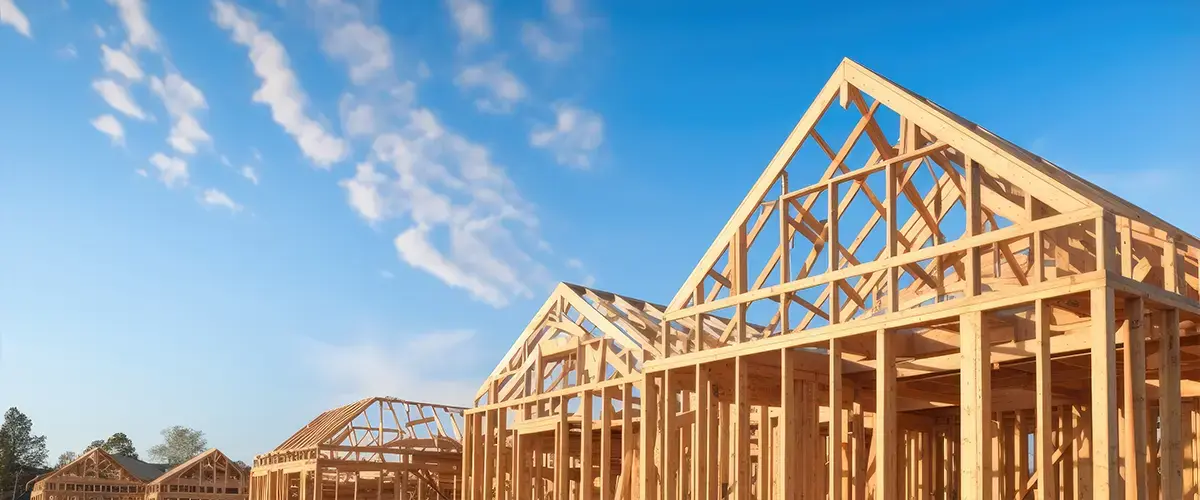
left=92, top=79, right=148, bottom=120
left=306, top=330, right=483, bottom=406
left=240, top=166, right=259, bottom=185
left=521, top=0, right=586, bottom=62
left=91, top=114, right=125, bottom=145
left=530, top=103, right=603, bottom=168
left=311, top=0, right=551, bottom=308
left=0, top=0, right=31, bottom=38
left=106, top=0, right=158, bottom=51
left=148, top=152, right=188, bottom=188
left=201, top=188, right=241, bottom=212
left=100, top=44, right=143, bottom=80
left=320, top=20, right=393, bottom=85
left=150, top=73, right=211, bottom=154
left=212, top=0, right=348, bottom=167
left=454, top=60, right=526, bottom=114
left=444, top=0, right=490, bottom=46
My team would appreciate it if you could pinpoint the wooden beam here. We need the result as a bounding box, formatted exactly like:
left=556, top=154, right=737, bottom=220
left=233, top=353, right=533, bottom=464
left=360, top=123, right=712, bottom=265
left=1161, top=308, right=1183, bottom=498
left=1090, top=287, right=1119, bottom=500
left=961, top=310, right=990, bottom=500
left=1034, top=299, right=1055, bottom=500
left=1122, top=297, right=1147, bottom=500
left=876, top=329, right=897, bottom=500
left=829, top=338, right=843, bottom=500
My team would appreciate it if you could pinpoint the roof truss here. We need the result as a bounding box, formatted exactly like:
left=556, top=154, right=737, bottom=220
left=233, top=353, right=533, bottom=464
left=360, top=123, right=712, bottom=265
left=475, top=283, right=761, bottom=406
left=262, top=397, right=465, bottom=464
left=42, top=448, right=142, bottom=484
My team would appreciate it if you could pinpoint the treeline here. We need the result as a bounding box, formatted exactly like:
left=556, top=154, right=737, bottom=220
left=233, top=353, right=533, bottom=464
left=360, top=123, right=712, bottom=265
left=0, top=407, right=229, bottom=497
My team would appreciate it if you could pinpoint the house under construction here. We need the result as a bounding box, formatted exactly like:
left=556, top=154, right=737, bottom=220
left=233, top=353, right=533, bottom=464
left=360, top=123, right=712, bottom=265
left=28, top=448, right=247, bottom=500
left=249, top=397, right=464, bottom=500
left=461, top=58, right=1200, bottom=500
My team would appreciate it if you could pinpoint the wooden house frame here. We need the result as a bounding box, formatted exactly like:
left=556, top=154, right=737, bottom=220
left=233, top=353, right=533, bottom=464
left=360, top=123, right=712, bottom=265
left=28, top=449, right=154, bottom=500
left=250, top=398, right=465, bottom=500
left=638, top=58, right=1200, bottom=500
left=146, top=449, right=247, bottom=500
left=462, top=283, right=753, bottom=500
left=466, top=58, right=1200, bottom=500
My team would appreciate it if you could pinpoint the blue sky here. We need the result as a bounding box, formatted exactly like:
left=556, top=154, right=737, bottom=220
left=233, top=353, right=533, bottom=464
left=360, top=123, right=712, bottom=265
left=0, top=0, right=1196, bottom=463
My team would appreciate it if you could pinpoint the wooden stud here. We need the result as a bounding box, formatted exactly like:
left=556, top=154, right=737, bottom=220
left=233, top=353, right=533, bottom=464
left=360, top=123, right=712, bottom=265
left=961, top=310, right=990, bottom=500
left=1160, top=309, right=1182, bottom=499
left=1090, top=287, right=1119, bottom=500
left=877, top=329, right=897, bottom=500
left=1122, top=297, right=1148, bottom=500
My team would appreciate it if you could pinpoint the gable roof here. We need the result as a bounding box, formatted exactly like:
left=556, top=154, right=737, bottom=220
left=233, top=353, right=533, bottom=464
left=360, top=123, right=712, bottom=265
left=666, top=57, right=1198, bottom=312
left=268, top=397, right=465, bottom=455
left=37, top=448, right=162, bottom=485
left=477, top=282, right=758, bottom=405
left=148, top=449, right=241, bottom=485
left=108, top=455, right=170, bottom=482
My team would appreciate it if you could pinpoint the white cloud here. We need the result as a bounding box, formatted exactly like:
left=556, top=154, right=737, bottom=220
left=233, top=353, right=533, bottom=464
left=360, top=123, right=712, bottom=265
left=395, top=226, right=510, bottom=307
left=150, top=73, right=210, bottom=154
left=379, top=269, right=394, bottom=279
left=0, top=0, right=31, bottom=38
left=339, top=96, right=376, bottom=137
left=212, top=0, right=347, bottom=167
left=306, top=331, right=482, bottom=406
left=530, top=103, right=603, bottom=168
left=416, top=61, right=431, bottom=79
left=58, top=44, right=78, bottom=59
left=520, top=0, right=585, bottom=62
left=339, top=162, right=388, bottom=223
left=148, top=152, right=188, bottom=188
left=93, top=23, right=106, bottom=38
left=201, top=188, right=241, bottom=212
left=521, top=23, right=573, bottom=62
left=321, top=21, right=392, bottom=84
left=106, top=0, right=157, bottom=51
left=454, top=60, right=526, bottom=114
left=100, top=44, right=143, bottom=80
left=91, top=114, right=125, bottom=145
left=240, top=166, right=259, bottom=185
left=444, top=0, right=489, bottom=45
left=314, top=0, right=551, bottom=308
left=92, top=79, right=148, bottom=120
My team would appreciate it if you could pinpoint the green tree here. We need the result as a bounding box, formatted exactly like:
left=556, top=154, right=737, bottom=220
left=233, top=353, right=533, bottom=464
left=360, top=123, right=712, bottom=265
left=147, top=427, right=206, bottom=466
left=102, top=433, right=137, bottom=458
left=0, top=408, right=48, bottom=492
left=56, top=452, right=77, bottom=468
left=85, top=440, right=105, bottom=452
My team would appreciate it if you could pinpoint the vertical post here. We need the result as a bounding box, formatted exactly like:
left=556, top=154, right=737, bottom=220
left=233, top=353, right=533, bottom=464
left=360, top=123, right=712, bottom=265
left=694, top=365, right=709, bottom=500
left=735, top=357, right=751, bottom=500
left=829, top=182, right=841, bottom=324
left=829, top=338, right=843, bottom=500
left=964, top=156, right=982, bottom=297
left=781, top=350, right=796, bottom=500
left=1090, top=287, right=1119, bottom=500
left=1034, top=299, right=1056, bottom=500
left=641, top=376, right=660, bottom=500
left=622, top=383, right=635, bottom=500
left=482, top=411, right=494, bottom=500
left=876, top=329, right=897, bottom=500
left=1160, top=309, right=1183, bottom=498
left=961, top=310, right=991, bottom=500
left=885, top=163, right=900, bottom=313
left=600, top=390, right=612, bottom=500
left=556, top=397, right=570, bottom=500
left=663, top=372, right=676, bottom=500
left=497, top=408, right=508, bottom=500
left=581, top=392, right=594, bottom=500
left=1122, top=297, right=1148, bottom=500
